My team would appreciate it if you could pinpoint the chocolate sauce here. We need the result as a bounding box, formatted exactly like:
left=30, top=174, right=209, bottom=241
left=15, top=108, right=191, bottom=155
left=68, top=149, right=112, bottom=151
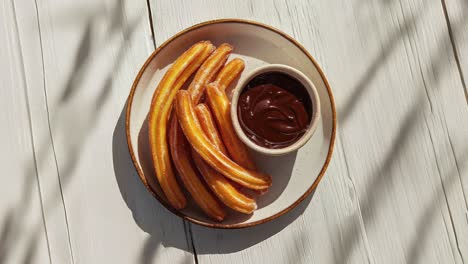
left=238, top=72, right=312, bottom=149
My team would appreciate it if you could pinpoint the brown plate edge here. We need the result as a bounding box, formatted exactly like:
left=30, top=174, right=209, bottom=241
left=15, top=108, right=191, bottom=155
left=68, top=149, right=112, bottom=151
left=125, top=18, right=337, bottom=229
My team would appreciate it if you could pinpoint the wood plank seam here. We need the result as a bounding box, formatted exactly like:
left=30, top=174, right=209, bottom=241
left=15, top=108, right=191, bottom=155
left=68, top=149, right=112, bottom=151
left=424, top=118, right=465, bottom=263
left=442, top=116, right=468, bottom=209
left=433, top=7, right=468, bottom=255
left=395, top=0, right=468, bottom=258
left=400, top=0, right=468, bottom=255
left=145, top=0, right=197, bottom=262
left=145, top=0, right=156, bottom=50
left=9, top=0, right=53, bottom=262
left=186, top=222, right=199, bottom=264
left=31, top=0, right=76, bottom=262
left=440, top=0, right=468, bottom=105
left=399, top=0, right=467, bottom=200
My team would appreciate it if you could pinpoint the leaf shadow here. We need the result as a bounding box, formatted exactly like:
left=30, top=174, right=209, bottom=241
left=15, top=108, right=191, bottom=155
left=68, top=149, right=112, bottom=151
left=407, top=150, right=468, bottom=263
left=336, top=1, right=468, bottom=263
left=1, top=0, right=144, bottom=263
left=339, top=0, right=429, bottom=123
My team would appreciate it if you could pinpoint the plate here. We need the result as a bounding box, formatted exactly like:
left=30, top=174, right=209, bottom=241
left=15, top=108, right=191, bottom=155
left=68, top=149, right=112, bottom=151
left=126, top=19, right=336, bottom=228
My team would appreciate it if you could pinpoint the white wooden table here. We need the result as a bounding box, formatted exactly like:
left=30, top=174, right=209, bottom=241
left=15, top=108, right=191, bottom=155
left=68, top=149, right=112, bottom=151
left=1, top=0, right=467, bottom=263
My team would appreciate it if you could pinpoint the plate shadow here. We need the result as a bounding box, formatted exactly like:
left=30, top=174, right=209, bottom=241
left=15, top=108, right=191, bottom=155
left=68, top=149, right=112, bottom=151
left=112, top=106, right=189, bottom=251
left=113, top=104, right=315, bottom=254
left=192, top=191, right=314, bottom=254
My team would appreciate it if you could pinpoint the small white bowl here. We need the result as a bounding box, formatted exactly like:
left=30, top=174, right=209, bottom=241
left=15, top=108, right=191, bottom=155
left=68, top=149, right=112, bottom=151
left=231, top=64, right=321, bottom=156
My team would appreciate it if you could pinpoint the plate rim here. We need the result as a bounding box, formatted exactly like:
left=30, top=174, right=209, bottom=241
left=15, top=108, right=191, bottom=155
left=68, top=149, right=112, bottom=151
left=125, top=18, right=337, bottom=229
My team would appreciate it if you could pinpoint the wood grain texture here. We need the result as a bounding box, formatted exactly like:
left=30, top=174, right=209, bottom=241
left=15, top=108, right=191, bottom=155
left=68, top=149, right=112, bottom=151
left=4, top=0, right=466, bottom=263
left=443, top=0, right=468, bottom=103
left=444, top=0, right=468, bottom=214
left=0, top=0, right=51, bottom=263
left=12, top=0, right=77, bottom=262
left=150, top=0, right=468, bottom=263
left=15, top=0, right=195, bottom=263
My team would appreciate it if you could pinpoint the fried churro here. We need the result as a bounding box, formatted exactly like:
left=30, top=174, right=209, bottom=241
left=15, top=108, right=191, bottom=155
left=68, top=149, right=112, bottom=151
left=213, top=58, right=245, bottom=92
left=193, top=104, right=257, bottom=214
left=188, top=43, right=233, bottom=103
left=195, top=104, right=228, bottom=155
left=169, top=116, right=226, bottom=221
left=175, top=90, right=271, bottom=190
left=167, top=44, right=231, bottom=215
left=206, top=83, right=257, bottom=170
left=148, top=41, right=214, bottom=209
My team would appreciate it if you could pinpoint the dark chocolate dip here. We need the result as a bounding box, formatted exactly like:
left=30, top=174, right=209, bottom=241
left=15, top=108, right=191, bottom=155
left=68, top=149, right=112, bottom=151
left=238, top=72, right=312, bottom=149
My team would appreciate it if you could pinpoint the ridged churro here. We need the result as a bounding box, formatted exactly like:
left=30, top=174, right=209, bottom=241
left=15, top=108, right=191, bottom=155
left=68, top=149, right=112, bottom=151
left=148, top=41, right=214, bottom=209
left=196, top=104, right=266, bottom=195
left=193, top=104, right=257, bottom=214
left=211, top=60, right=267, bottom=196
left=169, top=116, right=226, bottom=221
left=175, top=90, right=271, bottom=190
left=188, top=43, right=233, bottom=103
left=213, top=58, right=245, bottom=92
left=167, top=44, right=231, bottom=214
left=195, top=104, right=228, bottom=155
left=206, top=83, right=257, bottom=170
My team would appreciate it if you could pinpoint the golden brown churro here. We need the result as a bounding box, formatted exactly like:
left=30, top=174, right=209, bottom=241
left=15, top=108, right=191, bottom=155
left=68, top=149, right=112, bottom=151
left=193, top=104, right=257, bottom=214
left=206, top=83, right=257, bottom=170
left=148, top=41, right=214, bottom=209
left=175, top=90, right=271, bottom=190
left=169, top=116, right=226, bottom=221
left=195, top=104, right=228, bottom=155
left=167, top=44, right=231, bottom=216
left=210, top=59, right=267, bottom=196
left=170, top=44, right=232, bottom=157
left=213, top=58, right=245, bottom=92
left=188, top=43, right=233, bottom=104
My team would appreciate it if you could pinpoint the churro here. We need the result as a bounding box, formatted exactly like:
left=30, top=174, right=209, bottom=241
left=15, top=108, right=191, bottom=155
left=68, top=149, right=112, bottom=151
left=195, top=104, right=228, bottom=155
left=193, top=104, right=257, bottom=214
left=148, top=41, right=214, bottom=209
left=167, top=44, right=231, bottom=213
left=175, top=90, right=271, bottom=190
left=213, top=58, right=245, bottom=92
left=169, top=116, right=226, bottom=221
left=206, top=83, right=257, bottom=170
left=188, top=43, right=232, bottom=103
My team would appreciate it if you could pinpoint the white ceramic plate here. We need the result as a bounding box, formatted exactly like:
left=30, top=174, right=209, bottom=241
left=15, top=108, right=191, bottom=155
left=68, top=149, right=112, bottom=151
left=126, top=19, right=336, bottom=228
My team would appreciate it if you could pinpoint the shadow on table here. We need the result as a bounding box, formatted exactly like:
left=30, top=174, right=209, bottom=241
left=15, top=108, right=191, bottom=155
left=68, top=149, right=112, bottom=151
left=112, top=105, right=313, bottom=256
left=191, top=192, right=313, bottom=254
left=112, top=107, right=189, bottom=254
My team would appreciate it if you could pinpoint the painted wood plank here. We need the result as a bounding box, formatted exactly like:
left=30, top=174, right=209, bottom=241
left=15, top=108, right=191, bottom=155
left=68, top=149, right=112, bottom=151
left=0, top=0, right=51, bottom=263
left=17, top=0, right=195, bottom=263
left=150, top=0, right=468, bottom=263
left=444, top=0, right=468, bottom=190
left=12, top=0, right=77, bottom=262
